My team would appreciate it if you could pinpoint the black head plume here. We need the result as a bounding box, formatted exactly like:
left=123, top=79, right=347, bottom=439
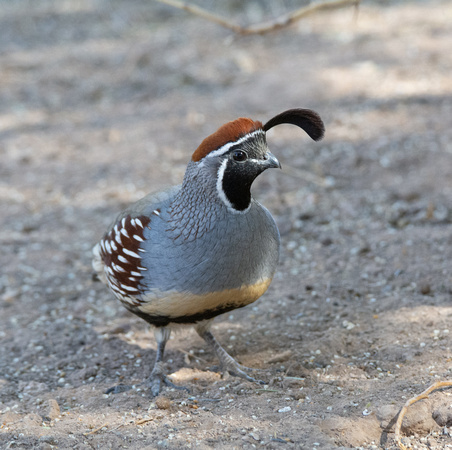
left=263, top=108, right=325, bottom=141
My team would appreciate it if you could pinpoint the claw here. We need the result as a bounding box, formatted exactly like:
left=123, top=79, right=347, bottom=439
left=227, top=370, right=264, bottom=384
left=149, top=361, right=189, bottom=397
left=222, top=361, right=265, bottom=384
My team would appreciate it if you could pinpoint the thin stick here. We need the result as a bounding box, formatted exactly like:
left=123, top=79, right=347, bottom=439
left=156, top=0, right=243, bottom=33
left=83, top=423, right=108, bottom=435
left=155, top=0, right=360, bottom=35
left=246, top=0, right=360, bottom=35
left=136, top=417, right=155, bottom=425
left=178, top=347, right=209, bottom=364
left=394, top=380, right=452, bottom=450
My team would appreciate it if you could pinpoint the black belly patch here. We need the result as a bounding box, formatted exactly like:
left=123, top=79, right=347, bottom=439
left=127, top=304, right=240, bottom=327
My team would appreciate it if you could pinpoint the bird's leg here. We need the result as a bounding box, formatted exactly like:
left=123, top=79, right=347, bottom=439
left=195, top=322, right=264, bottom=384
left=105, top=327, right=188, bottom=396
left=148, top=327, right=188, bottom=396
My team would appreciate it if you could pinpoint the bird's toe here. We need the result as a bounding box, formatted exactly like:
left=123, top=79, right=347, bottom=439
left=226, top=365, right=265, bottom=384
left=148, top=363, right=190, bottom=397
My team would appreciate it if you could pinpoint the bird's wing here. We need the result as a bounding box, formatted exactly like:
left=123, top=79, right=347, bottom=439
left=92, top=186, right=180, bottom=307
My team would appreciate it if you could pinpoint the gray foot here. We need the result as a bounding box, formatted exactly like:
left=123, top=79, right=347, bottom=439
left=220, top=359, right=265, bottom=384
left=149, top=361, right=189, bottom=397
left=197, top=327, right=265, bottom=385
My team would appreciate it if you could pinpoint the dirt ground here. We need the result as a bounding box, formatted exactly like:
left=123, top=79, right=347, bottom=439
left=1, top=0, right=452, bottom=448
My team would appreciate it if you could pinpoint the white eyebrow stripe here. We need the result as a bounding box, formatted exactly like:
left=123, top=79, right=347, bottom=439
left=204, top=129, right=265, bottom=160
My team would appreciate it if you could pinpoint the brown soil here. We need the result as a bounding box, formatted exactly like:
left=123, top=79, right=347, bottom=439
left=2, top=1, right=452, bottom=448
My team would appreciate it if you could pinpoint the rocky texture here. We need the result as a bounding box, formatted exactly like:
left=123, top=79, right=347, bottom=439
left=1, top=0, right=452, bottom=448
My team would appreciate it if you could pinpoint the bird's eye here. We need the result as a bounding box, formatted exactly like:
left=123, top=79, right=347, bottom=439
left=232, top=150, right=247, bottom=162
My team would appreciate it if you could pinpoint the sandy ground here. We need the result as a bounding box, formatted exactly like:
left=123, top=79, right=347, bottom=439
left=1, top=0, right=452, bottom=448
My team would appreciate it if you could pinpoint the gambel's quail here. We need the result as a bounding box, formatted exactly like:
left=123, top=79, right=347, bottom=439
left=93, top=108, right=325, bottom=396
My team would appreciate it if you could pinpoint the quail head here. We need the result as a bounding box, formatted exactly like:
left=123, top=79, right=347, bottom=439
left=93, top=108, right=325, bottom=396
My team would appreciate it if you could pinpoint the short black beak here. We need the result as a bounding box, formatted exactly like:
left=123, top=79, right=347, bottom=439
left=262, top=152, right=281, bottom=169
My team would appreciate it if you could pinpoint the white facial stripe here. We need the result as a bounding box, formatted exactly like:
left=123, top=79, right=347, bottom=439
left=216, top=159, right=232, bottom=210
left=216, top=158, right=251, bottom=215
left=206, top=129, right=265, bottom=160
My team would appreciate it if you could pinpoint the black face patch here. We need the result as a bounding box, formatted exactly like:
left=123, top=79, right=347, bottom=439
left=220, top=134, right=269, bottom=211
left=222, top=160, right=259, bottom=210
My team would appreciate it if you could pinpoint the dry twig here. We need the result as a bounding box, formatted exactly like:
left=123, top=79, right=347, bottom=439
left=394, top=380, right=452, bottom=450
left=178, top=347, right=209, bottom=364
left=155, top=0, right=360, bottom=35
left=83, top=422, right=109, bottom=435
left=136, top=417, right=155, bottom=425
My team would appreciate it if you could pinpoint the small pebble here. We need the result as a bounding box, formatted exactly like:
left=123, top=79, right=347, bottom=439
left=249, top=432, right=260, bottom=441
left=155, top=396, right=171, bottom=410
left=266, top=350, right=292, bottom=364
left=278, top=406, right=291, bottom=413
left=46, top=399, right=60, bottom=420
left=419, top=282, right=431, bottom=295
